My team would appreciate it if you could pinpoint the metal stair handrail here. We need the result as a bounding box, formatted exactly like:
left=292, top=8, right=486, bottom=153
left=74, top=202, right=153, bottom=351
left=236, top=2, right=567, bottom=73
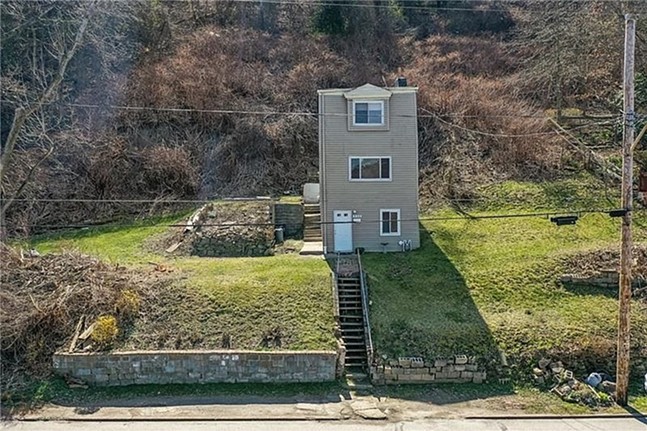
left=356, top=250, right=374, bottom=368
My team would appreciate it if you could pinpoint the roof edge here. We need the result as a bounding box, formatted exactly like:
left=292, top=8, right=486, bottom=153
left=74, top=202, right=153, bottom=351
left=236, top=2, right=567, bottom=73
left=318, top=87, right=418, bottom=96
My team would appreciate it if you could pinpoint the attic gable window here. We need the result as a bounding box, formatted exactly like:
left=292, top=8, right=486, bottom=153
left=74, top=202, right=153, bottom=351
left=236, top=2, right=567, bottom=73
left=353, top=101, right=384, bottom=125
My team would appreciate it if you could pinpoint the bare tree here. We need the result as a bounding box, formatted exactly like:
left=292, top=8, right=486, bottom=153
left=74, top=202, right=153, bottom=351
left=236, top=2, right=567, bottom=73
left=510, top=0, right=624, bottom=113
left=0, top=1, right=95, bottom=239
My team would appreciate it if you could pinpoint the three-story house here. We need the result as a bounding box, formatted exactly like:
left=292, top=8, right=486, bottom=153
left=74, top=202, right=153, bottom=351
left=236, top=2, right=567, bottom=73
left=317, top=81, right=420, bottom=253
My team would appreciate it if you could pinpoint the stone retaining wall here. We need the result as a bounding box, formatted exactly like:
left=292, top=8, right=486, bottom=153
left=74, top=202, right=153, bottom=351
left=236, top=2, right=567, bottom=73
left=53, top=350, right=338, bottom=386
left=560, top=271, right=645, bottom=289
left=273, top=203, right=304, bottom=237
left=371, top=355, right=487, bottom=385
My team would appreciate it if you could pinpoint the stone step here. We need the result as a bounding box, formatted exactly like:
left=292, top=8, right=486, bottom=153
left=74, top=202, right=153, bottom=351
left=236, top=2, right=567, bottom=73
left=345, top=355, right=367, bottom=361
left=340, top=325, right=364, bottom=330
left=342, top=335, right=365, bottom=340
left=339, top=303, right=362, bottom=309
left=345, top=342, right=366, bottom=349
left=344, top=371, right=368, bottom=379
left=340, top=321, right=364, bottom=327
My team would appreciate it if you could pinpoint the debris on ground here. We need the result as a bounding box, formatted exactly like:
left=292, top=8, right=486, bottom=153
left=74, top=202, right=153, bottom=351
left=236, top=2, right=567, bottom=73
left=560, top=246, right=647, bottom=298
left=561, top=246, right=647, bottom=279
left=0, top=245, right=171, bottom=400
left=532, top=358, right=615, bottom=408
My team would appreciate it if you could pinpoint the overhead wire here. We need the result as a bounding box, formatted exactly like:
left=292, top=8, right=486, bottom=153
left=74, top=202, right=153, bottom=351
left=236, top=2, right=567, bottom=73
left=55, top=102, right=622, bottom=128
left=5, top=206, right=644, bottom=232
left=2, top=0, right=641, bottom=26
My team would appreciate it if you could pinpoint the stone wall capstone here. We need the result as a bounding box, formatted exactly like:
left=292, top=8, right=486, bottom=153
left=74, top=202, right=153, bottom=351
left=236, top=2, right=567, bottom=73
left=53, top=350, right=338, bottom=386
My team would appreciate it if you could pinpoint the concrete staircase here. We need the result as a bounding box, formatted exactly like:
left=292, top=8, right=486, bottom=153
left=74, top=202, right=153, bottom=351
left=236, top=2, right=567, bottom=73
left=303, top=204, right=321, bottom=242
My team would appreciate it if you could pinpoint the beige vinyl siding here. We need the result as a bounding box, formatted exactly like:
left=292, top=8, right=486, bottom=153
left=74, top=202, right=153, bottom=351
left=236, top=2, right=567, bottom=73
left=319, top=90, right=419, bottom=252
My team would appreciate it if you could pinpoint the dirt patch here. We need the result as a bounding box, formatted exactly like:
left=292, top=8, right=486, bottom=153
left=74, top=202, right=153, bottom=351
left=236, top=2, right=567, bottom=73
left=155, top=201, right=276, bottom=257
left=0, top=245, right=173, bottom=400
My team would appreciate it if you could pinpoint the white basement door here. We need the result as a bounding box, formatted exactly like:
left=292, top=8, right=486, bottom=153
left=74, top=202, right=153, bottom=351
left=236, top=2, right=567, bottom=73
left=333, top=210, right=353, bottom=253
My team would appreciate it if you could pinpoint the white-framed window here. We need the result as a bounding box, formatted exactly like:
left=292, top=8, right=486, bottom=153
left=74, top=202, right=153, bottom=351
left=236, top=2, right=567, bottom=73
left=380, top=209, right=401, bottom=236
left=349, top=157, right=391, bottom=181
left=353, top=100, right=384, bottom=126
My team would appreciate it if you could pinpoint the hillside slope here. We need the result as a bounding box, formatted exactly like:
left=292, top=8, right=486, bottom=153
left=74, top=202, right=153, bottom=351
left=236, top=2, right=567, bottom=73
left=2, top=1, right=645, bottom=235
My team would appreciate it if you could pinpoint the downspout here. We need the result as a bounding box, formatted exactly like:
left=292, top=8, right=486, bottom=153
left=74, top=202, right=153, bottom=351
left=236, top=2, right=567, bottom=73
left=319, top=93, right=327, bottom=252
left=414, top=90, right=420, bottom=243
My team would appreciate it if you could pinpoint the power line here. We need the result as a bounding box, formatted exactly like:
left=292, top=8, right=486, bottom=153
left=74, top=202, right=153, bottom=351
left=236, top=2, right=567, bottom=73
left=6, top=206, right=640, bottom=231
left=3, top=0, right=639, bottom=25
left=5, top=197, right=226, bottom=204
left=205, top=0, right=647, bottom=13
left=428, top=112, right=619, bottom=138
left=59, top=102, right=621, bottom=125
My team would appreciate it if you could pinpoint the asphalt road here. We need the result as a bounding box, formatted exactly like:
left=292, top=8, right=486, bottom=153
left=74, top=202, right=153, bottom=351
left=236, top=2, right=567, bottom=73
left=4, top=418, right=647, bottom=431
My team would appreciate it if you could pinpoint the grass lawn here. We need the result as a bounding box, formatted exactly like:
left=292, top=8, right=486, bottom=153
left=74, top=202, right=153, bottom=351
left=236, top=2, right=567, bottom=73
left=364, top=176, right=647, bottom=383
left=29, top=212, right=337, bottom=352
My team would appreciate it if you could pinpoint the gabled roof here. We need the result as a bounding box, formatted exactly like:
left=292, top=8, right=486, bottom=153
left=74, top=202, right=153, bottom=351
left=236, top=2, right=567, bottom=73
left=343, top=83, right=392, bottom=100
left=317, top=83, right=417, bottom=97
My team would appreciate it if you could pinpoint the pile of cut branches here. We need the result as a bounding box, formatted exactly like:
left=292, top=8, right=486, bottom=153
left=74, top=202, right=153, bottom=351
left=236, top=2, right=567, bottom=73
left=562, top=246, right=647, bottom=279
left=0, top=245, right=170, bottom=398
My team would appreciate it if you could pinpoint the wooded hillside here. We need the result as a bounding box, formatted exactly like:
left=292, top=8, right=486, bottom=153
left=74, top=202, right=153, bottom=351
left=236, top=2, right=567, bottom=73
left=2, top=0, right=646, bottom=236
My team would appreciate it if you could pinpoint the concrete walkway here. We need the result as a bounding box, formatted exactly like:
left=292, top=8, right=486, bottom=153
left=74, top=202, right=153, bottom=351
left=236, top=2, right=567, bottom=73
left=7, top=417, right=647, bottom=431
left=18, top=402, right=351, bottom=422
left=16, top=398, right=389, bottom=422
left=299, top=241, right=323, bottom=255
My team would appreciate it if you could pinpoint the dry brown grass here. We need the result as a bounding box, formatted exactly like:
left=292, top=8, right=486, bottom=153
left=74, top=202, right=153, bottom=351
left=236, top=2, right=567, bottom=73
left=399, top=35, right=562, bottom=204
left=4, top=24, right=577, bottom=234
left=0, top=245, right=171, bottom=397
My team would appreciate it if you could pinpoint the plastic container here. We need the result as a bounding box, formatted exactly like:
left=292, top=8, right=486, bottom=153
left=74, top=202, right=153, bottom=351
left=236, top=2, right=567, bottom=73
left=274, top=227, right=284, bottom=243
left=585, top=372, right=602, bottom=388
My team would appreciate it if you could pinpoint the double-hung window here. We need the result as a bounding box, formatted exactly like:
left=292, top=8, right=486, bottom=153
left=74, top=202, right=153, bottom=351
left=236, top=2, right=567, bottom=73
left=349, top=157, right=391, bottom=181
left=353, top=101, right=384, bottom=126
left=380, top=209, right=400, bottom=236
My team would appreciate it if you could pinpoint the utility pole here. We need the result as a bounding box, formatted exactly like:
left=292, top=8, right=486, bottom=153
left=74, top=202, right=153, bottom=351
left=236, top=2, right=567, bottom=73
left=616, top=14, right=635, bottom=407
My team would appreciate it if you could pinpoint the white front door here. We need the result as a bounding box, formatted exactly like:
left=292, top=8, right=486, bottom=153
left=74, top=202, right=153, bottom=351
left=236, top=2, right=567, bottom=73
left=333, top=210, right=353, bottom=253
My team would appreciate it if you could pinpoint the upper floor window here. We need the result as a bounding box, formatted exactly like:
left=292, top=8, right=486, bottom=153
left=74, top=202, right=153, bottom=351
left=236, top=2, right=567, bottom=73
left=353, top=101, right=384, bottom=126
left=349, top=157, right=391, bottom=181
